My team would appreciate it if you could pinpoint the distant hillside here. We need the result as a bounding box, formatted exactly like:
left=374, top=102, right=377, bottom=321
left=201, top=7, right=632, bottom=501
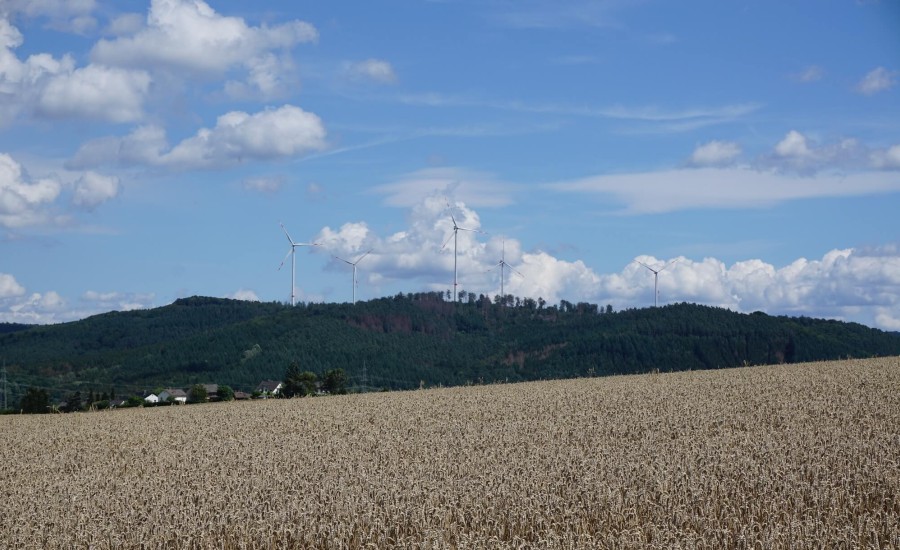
left=0, top=323, right=33, bottom=335
left=2, top=294, right=900, bottom=404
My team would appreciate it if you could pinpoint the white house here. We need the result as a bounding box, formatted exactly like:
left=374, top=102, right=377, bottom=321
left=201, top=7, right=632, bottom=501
left=144, top=393, right=159, bottom=404
left=255, top=380, right=283, bottom=398
left=158, top=389, right=188, bottom=404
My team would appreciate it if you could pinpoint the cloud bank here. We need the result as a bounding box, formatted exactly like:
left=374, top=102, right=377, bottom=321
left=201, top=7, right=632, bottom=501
left=307, top=194, right=900, bottom=330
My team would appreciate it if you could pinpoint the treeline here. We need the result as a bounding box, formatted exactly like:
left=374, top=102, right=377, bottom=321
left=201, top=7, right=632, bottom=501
left=2, top=293, right=900, bottom=406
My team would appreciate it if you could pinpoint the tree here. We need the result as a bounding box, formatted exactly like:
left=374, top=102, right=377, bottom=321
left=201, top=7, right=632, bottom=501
left=20, top=387, right=50, bottom=414
left=217, top=385, right=234, bottom=401
left=63, top=391, right=83, bottom=413
left=188, top=384, right=208, bottom=403
left=283, top=362, right=318, bottom=397
left=322, top=368, right=348, bottom=395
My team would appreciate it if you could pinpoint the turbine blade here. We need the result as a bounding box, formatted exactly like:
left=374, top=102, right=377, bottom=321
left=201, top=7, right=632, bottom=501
left=280, top=222, right=296, bottom=245
left=636, top=260, right=656, bottom=273
left=354, top=249, right=372, bottom=264
left=440, top=231, right=455, bottom=250
left=333, top=255, right=353, bottom=266
left=659, top=259, right=678, bottom=272
left=278, top=248, right=293, bottom=270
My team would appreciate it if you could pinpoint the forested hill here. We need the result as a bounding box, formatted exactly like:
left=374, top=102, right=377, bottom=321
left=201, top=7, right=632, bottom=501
left=3, top=294, right=900, bottom=402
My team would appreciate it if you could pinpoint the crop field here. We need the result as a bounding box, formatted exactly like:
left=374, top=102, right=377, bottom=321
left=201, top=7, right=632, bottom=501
left=2, top=357, right=899, bottom=549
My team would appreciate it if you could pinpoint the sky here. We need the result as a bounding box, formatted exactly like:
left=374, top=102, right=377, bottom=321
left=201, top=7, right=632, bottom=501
left=1, top=0, right=899, bottom=330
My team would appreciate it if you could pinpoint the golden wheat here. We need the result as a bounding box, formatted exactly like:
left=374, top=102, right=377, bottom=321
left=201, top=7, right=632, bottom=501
left=1, top=357, right=898, bottom=549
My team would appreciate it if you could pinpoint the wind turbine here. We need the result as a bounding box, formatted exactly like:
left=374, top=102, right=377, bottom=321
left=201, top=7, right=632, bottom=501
left=278, top=222, right=320, bottom=306
left=333, top=250, right=372, bottom=304
left=636, top=259, right=677, bottom=308
left=440, top=202, right=485, bottom=302
left=487, top=240, right=524, bottom=298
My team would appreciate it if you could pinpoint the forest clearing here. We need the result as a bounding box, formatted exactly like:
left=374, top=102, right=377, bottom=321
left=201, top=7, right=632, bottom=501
left=2, top=356, right=899, bottom=549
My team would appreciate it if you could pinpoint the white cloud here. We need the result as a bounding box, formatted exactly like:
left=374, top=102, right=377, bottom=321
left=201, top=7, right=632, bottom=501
left=870, top=144, right=900, bottom=170
left=72, top=171, right=120, bottom=209
left=105, top=13, right=144, bottom=37
left=1, top=0, right=98, bottom=34
left=791, top=65, right=824, bottom=83
left=91, top=0, right=317, bottom=90
left=344, top=59, right=397, bottom=84
left=226, top=289, right=260, bottom=302
left=629, top=247, right=900, bottom=324
left=0, top=152, right=61, bottom=228
left=371, top=168, right=516, bottom=208
left=547, top=167, right=900, bottom=214
left=0, top=273, right=26, bottom=298
left=688, top=140, right=741, bottom=166
left=0, top=17, right=150, bottom=125
left=3, top=290, right=67, bottom=323
left=69, top=105, right=327, bottom=170
left=36, top=64, right=150, bottom=122
left=765, top=131, right=870, bottom=173
left=0, top=17, right=77, bottom=126
left=774, top=130, right=811, bottom=159
left=312, top=195, right=900, bottom=329
left=855, top=66, right=896, bottom=95
left=242, top=175, right=285, bottom=194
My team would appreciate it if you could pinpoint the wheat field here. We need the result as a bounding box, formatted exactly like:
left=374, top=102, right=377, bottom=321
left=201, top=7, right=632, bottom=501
left=2, top=357, right=899, bottom=549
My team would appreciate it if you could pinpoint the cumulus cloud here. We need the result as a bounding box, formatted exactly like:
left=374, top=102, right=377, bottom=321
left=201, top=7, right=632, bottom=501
left=621, top=247, right=900, bottom=327
left=227, top=289, right=261, bottom=302
left=0, top=273, right=26, bottom=298
left=343, top=58, right=397, bottom=84
left=0, top=16, right=150, bottom=125
left=2, top=285, right=154, bottom=324
left=312, top=195, right=900, bottom=329
left=72, top=171, right=120, bottom=209
left=855, top=66, right=896, bottom=95
left=1, top=0, right=98, bottom=34
left=0, top=17, right=74, bottom=125
left=774, top=130, right=812, bottom=159
left=870, top=144, right=900, bottom=170
left=0, top=152, right=61, bottom=228
left=68, top=105, right=327, bottom=170
left=91, top=0, right=316, bottom=98
left=1, top=290, right=67, bottom=324
left=688, top=140, right=741, bottom=166
left=755, top=130, right=897, bottom=175
left=36, top=64, right=150, bottom=122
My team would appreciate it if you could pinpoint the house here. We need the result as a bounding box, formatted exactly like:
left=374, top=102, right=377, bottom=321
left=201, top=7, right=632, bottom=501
left=256, top=380, right=283, bottom=398
left=202, top=384, right=219, bottom=400
left=158, top=388, right=188, bottom=404
left=233, top=391, right=252, bottom=400
left=143, top=393, right=159, bottom=404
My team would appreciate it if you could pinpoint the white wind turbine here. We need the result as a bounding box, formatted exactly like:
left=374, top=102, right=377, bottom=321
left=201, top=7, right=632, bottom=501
left=333, top=250, right=372, bottom=304
left=636, top=259, right=678, bottom=308
left=278, top=222, right=320, bottom=306
left=487, top=240, right=524, bottom=298
left=440, top=202, right=485, bottom=302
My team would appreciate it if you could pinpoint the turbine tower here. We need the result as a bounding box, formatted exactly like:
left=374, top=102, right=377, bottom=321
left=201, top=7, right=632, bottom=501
left=636, top=259, right=677, bottom=307
left=333, top=250, right=372, bottom=304
left=487, top=240, right=524, bottom=298
left=440, top=203, right=484, bottom=302
left=278, top=222, right=320, bottom=306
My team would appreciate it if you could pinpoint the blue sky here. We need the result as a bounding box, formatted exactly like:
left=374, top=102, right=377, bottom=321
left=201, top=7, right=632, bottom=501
left=1, top=0, right=899, bottom=329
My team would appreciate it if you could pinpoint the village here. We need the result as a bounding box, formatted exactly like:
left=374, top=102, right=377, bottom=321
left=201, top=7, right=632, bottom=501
left=139, top=380, right=284, bottom=406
